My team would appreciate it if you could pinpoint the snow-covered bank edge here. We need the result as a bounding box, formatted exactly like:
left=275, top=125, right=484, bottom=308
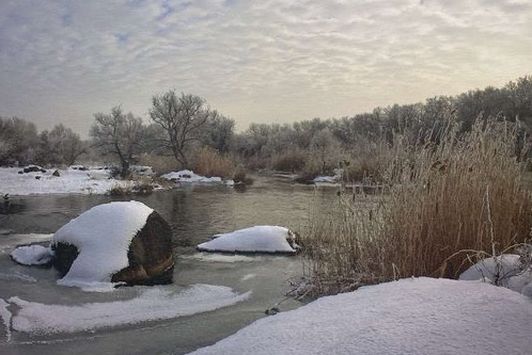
left=7, top=284, right=250, bottom=335
left=161, top=169, right=234, bottom=186
left=189, top=277, right=532, bottom=355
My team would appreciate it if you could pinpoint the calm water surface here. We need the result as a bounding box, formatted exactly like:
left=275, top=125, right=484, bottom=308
left=0, top=176, right=337, bottom=355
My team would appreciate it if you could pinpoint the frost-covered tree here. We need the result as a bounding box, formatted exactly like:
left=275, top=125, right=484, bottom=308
left=38, top=124, right=86, bottom=166
left=149, top=91, right=214, bottom=168
left=90, top=107, right=144, bottom=178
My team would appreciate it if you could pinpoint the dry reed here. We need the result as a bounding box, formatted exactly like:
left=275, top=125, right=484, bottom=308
left=301, top=118, right=532, bottom=297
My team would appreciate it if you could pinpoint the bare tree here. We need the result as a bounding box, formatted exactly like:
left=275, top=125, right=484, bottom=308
left=149, top=91, right=214, bottom=168
left=90, top=106, right=144, bottom=178
left=38, top=124, right=86, bottom=166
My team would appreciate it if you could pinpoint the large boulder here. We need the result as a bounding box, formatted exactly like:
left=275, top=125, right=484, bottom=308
left=52, top=201, right=174, bottom=287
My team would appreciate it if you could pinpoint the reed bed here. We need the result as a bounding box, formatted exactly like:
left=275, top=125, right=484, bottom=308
left=301, top=118, right=532, bottom=297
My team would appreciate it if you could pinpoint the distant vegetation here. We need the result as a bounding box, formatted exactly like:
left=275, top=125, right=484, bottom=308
left=1, top=76, right=531, bottom=181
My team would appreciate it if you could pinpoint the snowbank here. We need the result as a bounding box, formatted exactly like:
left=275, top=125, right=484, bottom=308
left=0, top=167, right=134, bottom=196
left=10, top=245, right=53, bottom=266
left=459, top=254, right=532, bottom=297
left=190, top=278, right=532, bottom=354
left=197, top=226, right=298, bottom=254
left=180, top=253, right=256, bottom=263
left=9, top=284, right=250, bottom=334
left=313, top=168, right=343, bottom=184
left=161, top=169, right=224, bottom=184
left=52, top=201, right=153, bottom=289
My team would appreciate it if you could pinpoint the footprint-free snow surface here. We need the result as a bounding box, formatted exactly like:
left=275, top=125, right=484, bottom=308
left=197, top=226, right=297, bottom=254
left=9, top=284, right=250, bottom=334
left=190, top=277, right=532, bottom=354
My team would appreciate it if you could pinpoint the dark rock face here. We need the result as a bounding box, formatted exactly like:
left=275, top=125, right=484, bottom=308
left=22, top=165, right=46, bottom=173
left=52, top=243, right=79, bottom=276
left=53, top=211, right=174, bottom=286
left=52, top=170, right=60, bottom=177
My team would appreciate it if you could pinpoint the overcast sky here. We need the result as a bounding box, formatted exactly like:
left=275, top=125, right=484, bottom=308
left=1, top=0, right=531, bottom=136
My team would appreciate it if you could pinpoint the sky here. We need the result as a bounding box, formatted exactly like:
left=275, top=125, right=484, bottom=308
left=0, top=0, right=531, bottom=136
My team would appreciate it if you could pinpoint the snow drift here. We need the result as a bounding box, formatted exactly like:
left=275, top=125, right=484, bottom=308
left=190, top=277, right=532, bottom=355
left=459, top=254, right=532, bottom=297
left=52, top=201, right=154, bottom=288
left=197, top=226, right=299, bottom=254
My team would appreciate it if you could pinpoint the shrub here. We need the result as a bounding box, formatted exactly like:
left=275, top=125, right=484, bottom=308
left=271, top=149, right=307, bottom=172
left=193, top=147, right=235, bottom=178
left=301, top=118, right=532, bottom=297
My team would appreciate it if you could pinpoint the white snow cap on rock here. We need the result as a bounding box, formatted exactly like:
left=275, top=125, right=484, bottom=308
left=10, top=245, right=53, bottom=266
left=197, top=226, right=298, bottom=254
left=52, top=201, right=153, bottom=288
left=190, top=277, right=532, bottom=355
left=161, top=170, right=222, bottom=183
left=459, top=254, right=532, bottom=297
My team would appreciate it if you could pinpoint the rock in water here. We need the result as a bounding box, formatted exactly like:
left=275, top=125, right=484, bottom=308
left=52, top=201, right=174, bottom=287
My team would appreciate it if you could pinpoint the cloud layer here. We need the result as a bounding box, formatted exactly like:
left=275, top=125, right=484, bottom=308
left=1, top=0, right=531, bottom=134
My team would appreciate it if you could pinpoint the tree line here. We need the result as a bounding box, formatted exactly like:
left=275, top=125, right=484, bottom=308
left=1, top=75, right=531, bottom=179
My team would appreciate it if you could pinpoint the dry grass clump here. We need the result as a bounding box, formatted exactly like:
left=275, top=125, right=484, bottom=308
left=301, top=118, right=532, bottom=297
left=193, top=147, right=235, bottom=178
left=137, top=153, right=176, bottom=175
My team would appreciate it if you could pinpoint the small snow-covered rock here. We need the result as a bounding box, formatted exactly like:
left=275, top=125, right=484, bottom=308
left=197, top=226, right=299, bottom=254
left=161, top=169, right=223, bottom=183
left=10, top=245, right=54, bottom=266
left=459, top=254, right=532, bottom=296
left=52, top=201, right=174, bottom=289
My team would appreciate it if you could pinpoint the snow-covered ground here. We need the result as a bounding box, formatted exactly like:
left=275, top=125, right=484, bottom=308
left=190, top=277, right=532, bottom=354
left=313, top=168, right=343, bottom=184
left=5, top=284, right=250, bottom=335
left=52, top=201, right=154, bottom=291
left=161, top=169, right=233, bottom=185
left=197, top=226, right=299, bottom=254
left=0, top=167, right=135, bottom=196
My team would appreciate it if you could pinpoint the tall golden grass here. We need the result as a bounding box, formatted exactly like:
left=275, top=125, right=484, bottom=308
left=301, top=118, right=532, bottom=297
left=193, top=147, right=235, bottom=178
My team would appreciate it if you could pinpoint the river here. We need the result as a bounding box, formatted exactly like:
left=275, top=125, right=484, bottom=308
left=0, top=176, right=337, bottom=354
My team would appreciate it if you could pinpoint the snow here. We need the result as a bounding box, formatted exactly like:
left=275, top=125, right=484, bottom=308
left=0, top=167, right=135, bottom=196
left=0, top=298, right=11, bottom=342
left=459, top=254, right=532, bottom=297
left=9, top=284, right=250, bottom=335
left=313, top=168, right=343, bottom=183
left=190, top=277, right=532, bottom=355
left=52, top=201, right=154, bottom=289
left=180, top=253, right=255, bottom=263
left=10, top=244, right=54, bottom=266
left=161, top=169, right=224, bottom=184
left=197, top=226, right=298, bottom=254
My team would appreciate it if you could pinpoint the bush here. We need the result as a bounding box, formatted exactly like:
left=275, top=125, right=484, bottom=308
left=193, top=147, right=235, bottom=178
left=301, top=118, right=532, bottom=297
left=271, top=149, right=307, bottom=172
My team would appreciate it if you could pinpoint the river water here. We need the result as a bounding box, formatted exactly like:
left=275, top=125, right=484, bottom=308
left=0, top=176, right=337, bottom=354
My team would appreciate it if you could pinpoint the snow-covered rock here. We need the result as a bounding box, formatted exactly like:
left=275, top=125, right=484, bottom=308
left=10, top=245, right=53, bottom=266
left=190, top=277, right=532, bottom=355
left=197, top=226, right=299, bottom=254
left=8, top=284, right=250, bottom=335
left=52, top=201, right=174, bottom=289
left=161, top=169, right=223, bottom=183
left=459, top=254, right=532, bottom=297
